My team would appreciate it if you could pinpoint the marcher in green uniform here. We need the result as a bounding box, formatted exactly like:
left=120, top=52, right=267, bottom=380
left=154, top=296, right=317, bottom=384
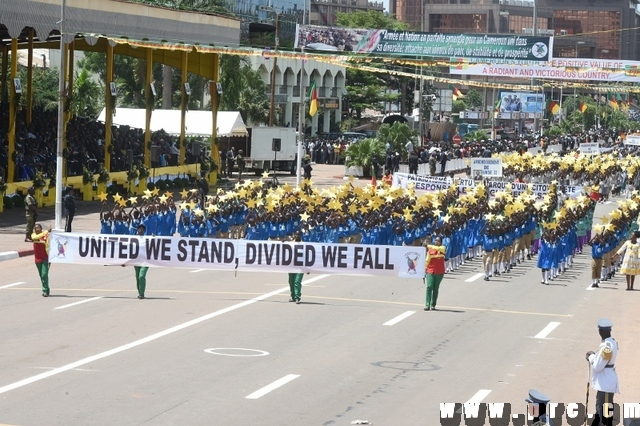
left=135, top=224, right=149, bottom=299
left=288, top=231, right=304, bottom=304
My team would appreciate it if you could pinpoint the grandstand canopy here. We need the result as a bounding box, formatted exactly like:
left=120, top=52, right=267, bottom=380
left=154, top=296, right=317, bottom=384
left=1, top=0, right=240, bottom=46
left=97, top=108, right=249, bottom=137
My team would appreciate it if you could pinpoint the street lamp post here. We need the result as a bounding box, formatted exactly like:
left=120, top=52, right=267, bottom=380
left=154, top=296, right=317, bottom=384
left=268, top=11, right=280, bottom=127
left=55, top=0, right=66, bottom=231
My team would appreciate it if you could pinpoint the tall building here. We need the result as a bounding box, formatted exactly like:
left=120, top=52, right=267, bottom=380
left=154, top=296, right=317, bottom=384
left=232, top=0, right=346, bottom=134
left=393, top=0, right=639, bottom=60
left=309, top=0, right=385, bottom=26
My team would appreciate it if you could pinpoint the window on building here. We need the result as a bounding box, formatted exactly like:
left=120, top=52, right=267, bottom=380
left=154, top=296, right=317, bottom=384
left=429, top=13, right=487, bottom=33
left=552, top=10, right=620, bottom=58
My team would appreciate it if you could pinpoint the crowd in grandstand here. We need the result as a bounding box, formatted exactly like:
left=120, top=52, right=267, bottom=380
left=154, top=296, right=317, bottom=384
left=0, top=107, right=202, bottom=182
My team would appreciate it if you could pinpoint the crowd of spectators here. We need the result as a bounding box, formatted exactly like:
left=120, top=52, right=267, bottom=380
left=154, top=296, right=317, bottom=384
left=0, top=106, right=201, bottom=182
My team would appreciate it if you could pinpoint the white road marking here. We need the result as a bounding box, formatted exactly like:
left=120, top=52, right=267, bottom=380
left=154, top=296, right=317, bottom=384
left=204, top=348, right=269, bottom=357
left=465, top=273, right=485, bottom=283
left=383, top=311, right=416, bottom=326
left=245, top=374, right=300, bottom=399
left=189, top=269, right=205, bottom=273
left=32, top=367, right=98, bottom=372
left=0, top=274, right=329, bottom=395
left=0, top=282, right=26, bottom=290
left=54, top=297, right=103, bottom=310
left=466, top=389, right=492, bottom=404
left=534, top=321, right=561, bottom=339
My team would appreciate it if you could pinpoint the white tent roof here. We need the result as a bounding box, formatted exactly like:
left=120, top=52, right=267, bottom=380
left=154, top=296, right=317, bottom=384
left=97, top=108, right=248, bottom=137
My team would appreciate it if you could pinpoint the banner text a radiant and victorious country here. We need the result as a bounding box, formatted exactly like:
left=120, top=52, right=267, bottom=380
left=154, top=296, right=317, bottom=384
left=48, top=233, right=426, bottom=279
left=295, top=24, right=553, bottom=63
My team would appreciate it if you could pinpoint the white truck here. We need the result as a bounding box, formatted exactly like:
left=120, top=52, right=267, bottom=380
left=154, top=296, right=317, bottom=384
left=244, top=127, right=298, bottom=175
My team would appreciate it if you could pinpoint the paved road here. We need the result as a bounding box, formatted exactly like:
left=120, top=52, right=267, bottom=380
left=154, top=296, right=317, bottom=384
left=0, top=170, right=639, bottom=425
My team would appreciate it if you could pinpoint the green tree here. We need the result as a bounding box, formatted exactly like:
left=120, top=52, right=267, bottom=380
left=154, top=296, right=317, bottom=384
left=219, top=55, right=249, bottom=111
left=128, top=0, right=231, bottom=15
left=344, top=69, right=389, bottom=120
left=376, top=121, right=418, bottom=155
left=237, top=68, right=270, bottom=125
left=337, top=11, right=407, bottom=121
left=335, top=10, right=409, bottom=30
left=464, top=89, right=483, bottom=109
left=344, top=138, right=386, bottom=177
left=452, top=99, right=467, bottom=114
left=17, top=66, right=59, bottom=111
left=71, top=68, right=103, bottom=117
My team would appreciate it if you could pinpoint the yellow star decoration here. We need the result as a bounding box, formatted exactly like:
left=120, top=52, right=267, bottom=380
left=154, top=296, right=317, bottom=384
left=164, top=191, right=173, bottom=199
left=143, top=189, right=153, bottom=198
left=206, top=204, right=217, bottom=214
left=180, top=189, right=190, bottom=199
left=348, top=204, right=358, bottom=215
left=158, top=194, right=169, bottom=204
left=189, top=188, right=198, bottom=194
left=117, top=198, right=128, bottom=208
left=151, top=188, right=160, bottom=196
left=193, top=208, right=204, bottom=217
left=187, top=202, right=197, bottom=210
left=262, top=171, right=270, bottom=178
left=113, top=193, right=122, bottom=202
left=299, top=212, right=310, bottom=222
left=128, top=196, right=138, bottom=205
left=179, top=202, right=189, bottom=210
left=98, top=192, right=109, bottom=202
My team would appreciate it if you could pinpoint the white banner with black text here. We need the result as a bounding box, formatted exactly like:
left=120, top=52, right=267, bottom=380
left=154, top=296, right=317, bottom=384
left=48, top=233, right=426, bottom=279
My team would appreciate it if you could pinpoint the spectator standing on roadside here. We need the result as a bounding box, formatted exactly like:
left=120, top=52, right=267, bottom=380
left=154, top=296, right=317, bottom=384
left=226, top=147, right=235, bottom=178
left=408, top=152, right=419, bottom=175
left=25, top=186, right=37, bottom=242
left=439, top=150, right=448, bottom=176
left=63, top=186, right=76, bottom=232
left=32, top=223, right=51, bottom=297
left=429, top=153, right=437, bottom=176
left=236, top=149, right=246, bottom=181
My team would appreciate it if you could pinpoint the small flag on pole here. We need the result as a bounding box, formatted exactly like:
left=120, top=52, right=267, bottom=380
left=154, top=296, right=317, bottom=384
left=579, top=102, right=587, bottom=113
left=449, top=84, right=464, bottom=99
left=308, top=80, right=318, bottom=117
left=549, top=101, right=560, bottom=114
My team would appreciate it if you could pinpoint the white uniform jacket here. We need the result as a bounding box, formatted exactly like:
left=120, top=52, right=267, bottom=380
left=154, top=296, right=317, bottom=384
left=588, top=336, right=620, bottom=393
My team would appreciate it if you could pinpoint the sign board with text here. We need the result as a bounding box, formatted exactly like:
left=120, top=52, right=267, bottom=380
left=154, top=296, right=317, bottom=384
left=579, top=143, right=600, bottom=155
left=295, top=25, right=553, bottom=63
left=470, top=158, right=503, bottom=178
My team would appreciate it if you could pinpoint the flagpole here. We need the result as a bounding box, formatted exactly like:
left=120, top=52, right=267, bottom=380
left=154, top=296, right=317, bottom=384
left=55, top=0, right=66, bottom=231
left=296, top=50, right=305, bottom=186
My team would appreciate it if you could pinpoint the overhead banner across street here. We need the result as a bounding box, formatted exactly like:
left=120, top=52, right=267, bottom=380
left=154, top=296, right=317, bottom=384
left=450, top=63, right=640, bottom=82
left=48, top=233, right=426, bottom=279
left=295, top=25, right=553, bottom=63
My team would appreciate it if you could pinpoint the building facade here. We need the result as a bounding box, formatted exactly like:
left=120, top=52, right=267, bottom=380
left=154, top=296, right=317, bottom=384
left=250, top=56, right=346, bottom=135
left=393, top=0, right=640, bottom=60
left=309, top=0, right=385, bottom=26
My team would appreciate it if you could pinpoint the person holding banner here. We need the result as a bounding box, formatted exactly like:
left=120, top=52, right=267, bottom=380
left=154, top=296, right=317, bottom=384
left=32, top=223, right=51, bottom=297
left=424, top=236, right=446, bottom=311
left=133, top=224, right=149, bottom=299
left=287, top=231, right=306, bottom=304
